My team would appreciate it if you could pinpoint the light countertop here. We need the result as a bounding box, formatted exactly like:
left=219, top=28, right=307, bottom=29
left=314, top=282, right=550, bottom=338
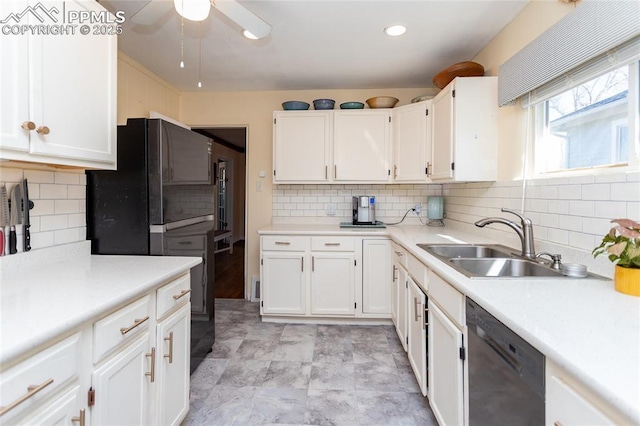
left=259, top=223, right=640, bottom=424
left=0, top=241, right=201, bottom=368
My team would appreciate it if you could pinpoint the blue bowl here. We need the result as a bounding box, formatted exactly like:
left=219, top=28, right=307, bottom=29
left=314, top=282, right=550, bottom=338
left=282, top=101, right=310, bottom=110
left=340, top=102, right=365, bottom=109
left=313, top=99, right=335, bottom=110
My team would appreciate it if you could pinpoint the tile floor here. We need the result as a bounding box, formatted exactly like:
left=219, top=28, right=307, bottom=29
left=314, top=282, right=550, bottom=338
left=183, top=298, right=438, bottom=426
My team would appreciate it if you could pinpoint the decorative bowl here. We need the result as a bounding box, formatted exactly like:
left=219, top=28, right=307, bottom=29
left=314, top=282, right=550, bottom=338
left=411, top=95, right=432, bottom=103
left=282, top=101, right=310, bottom=110
left=432, top=61, right=485, bottom=89
left=313, top=99, right=335, bottom=110
left=340, top=102, right=365, bottom=109
left=366, top=96, right=399, bottom=109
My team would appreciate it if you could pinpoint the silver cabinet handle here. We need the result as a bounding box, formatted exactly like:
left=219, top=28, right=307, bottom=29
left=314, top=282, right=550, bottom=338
left=414, top=297, right=421, bottom=322
left=394, top=251, right=403, bottom=257
left=120, top=316, right=149, bottom=335
left=178, top=241, right=192, bottom=245
left=325, top=165, right=328, bottom=179
left=72, top=409, right=86, bottom=426
left=424, top=307, right=429, bottom=330
left=146, top=347, right=156, bottom=382
left=275, top=241, right=290, bottom=245
left=312, top=256, right=315, bottom=271
left=394, top=165, right=398, bottom=179
left=392, top=265, right=397, bottom=282
left=173, top=289, right=191, bottom=300
left=324, top=243, right=340, bottom=246
left=0, top=378, right=54, bottom=416
left=301, top=257, right=304, bottom=272
left=164, top=331, right=174, bottom=364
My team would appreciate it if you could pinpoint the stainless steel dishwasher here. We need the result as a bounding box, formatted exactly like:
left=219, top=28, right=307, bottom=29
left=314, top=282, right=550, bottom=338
left=466, top=298, right=545, bottom=425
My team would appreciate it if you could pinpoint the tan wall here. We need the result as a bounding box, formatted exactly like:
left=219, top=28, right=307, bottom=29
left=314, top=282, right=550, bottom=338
left=117, top=52, right=182, bottom=125
left=472, top=0, right=577, bottom=180
left=179, top=88, right=432, bottom=295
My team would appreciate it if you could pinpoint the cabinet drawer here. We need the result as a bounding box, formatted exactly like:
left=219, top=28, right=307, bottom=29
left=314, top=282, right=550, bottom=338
left=547, top=375, right=615, bottom=425
left=407, top=253, right=427, bottom=290
left=0, top=333, right=80, bottom=422
left=311, top=236, right=354, bottom=251
left=93, top=296, right=151, bottom=363
left=166, top=235, right=205, bottom=251
left=428, top=270, right=464, bottom=327
left=262, top=235, right=308, bottom=251
left=392, top=243, right=408, bottom=269
left=157, top=273, right=191, bottom=319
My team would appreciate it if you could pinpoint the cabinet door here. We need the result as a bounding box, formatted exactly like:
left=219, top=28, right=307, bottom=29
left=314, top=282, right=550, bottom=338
left=393, top=101, right=432, bottom=182
left=273, top=111, right=331, bottom=182
left=0, top=0, right=30, bottom=152
left=431, top=83, right=454, bottom=181
left=428, top=300, right=464, bottom=426
left=261, top=252, right=307, bottom=315
left=156, top=304, right=190, bottom=426
left=396, top=266, right=408, bottom=351
left=546, top=375, right=615, bottom=426
left=391, top=264, right=399, bottom=327
left=333, top=110, right=391, bottom=182
left=407, top=278, right=428, bottom=396
left=310, top=252, right=356, bottom=316
left=362, top=239, right=392, bottom=315
left=28, top=0, right=117, bottom=166
left=91, top=333, right=151, bottom=426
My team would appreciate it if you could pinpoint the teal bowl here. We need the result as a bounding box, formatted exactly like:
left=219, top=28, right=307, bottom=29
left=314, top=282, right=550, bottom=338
left=282, top=101, right=310, bottom=110
left=340, top=102, right=365, bottom=109
left=313, top=99, right=335, bottom=110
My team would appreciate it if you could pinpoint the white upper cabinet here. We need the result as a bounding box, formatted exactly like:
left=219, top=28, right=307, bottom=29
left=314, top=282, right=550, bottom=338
left=392, top=101, right=432, bottom=182
left=333, top=110, right=391, bottom=182
left=431, top=76, right=498, bottom=182
left=0, top=0, right=117, bottom=169
left=273, top=111, right=331, bottom=182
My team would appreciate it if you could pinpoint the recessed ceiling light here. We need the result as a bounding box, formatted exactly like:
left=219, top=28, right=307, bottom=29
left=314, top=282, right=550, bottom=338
left=242, top=29, right=259, bottom=40
left=384, top=25, right=406, bottom=37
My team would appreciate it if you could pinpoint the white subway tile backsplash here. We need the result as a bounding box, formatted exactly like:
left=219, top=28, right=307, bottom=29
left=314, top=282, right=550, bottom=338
left=582, top=217, right=612, bottom=236
left=581, top=184, right=610, bottom=201
left=40, top=215, right=68, bottom=231
left=611, top=182, right=640, bottom=201
left=546, top=228, right=569, bottom=245
left=54, top=228, right=82, bottom=245
left=594, top=201, right=627, bottom=219
left=55, top=200, right=80, bottom=214
left=558, top=185, right=582, bottom=200
left=40, top=184, right=68, bottom=199
left=569, top=231, right=595, bottom=251
left=68, top=185, right=85, bottom=199
left=628, top=202, right=640, bottom=218
left=569, top=200, right=594, bottom=217
left=23, top=170, right=54, bottom=184
left=31, top=200, right=55, bottom=216
left=0, top=167, right=23, bottom=182
left=31, top=231, right=55, bottom=250
left=54, top=172, right=81, bottom=185
left=68, top=213, right=85, bottom=228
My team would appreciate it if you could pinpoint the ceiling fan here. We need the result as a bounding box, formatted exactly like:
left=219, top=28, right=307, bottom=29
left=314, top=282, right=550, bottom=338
left=128, top=0, right=271, bottom=39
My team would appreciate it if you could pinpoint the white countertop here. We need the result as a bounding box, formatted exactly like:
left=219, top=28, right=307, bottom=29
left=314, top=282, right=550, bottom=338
left=0, top=242, right=201, bottom=368
left=259, top=224, right=640, bottom=424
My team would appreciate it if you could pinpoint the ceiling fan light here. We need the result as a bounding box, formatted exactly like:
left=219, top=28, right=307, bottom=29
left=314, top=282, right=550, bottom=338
left=174, top=0, right=211, bottom=22
left=384, top=25, right=406, bottom=37
left=242, top=29, right=259, bottom=40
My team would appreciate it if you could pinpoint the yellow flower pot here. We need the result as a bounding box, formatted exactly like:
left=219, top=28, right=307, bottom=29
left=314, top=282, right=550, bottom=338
left=614, top=265, right=640, bottom=297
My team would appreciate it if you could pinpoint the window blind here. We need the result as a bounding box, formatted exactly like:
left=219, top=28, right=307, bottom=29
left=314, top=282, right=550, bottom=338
left=498, top=0, right=640, bottom=107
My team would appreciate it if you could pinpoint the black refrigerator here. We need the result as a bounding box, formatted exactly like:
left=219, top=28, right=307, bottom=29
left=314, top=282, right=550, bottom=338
left=86, top=117, right=216, bottom=373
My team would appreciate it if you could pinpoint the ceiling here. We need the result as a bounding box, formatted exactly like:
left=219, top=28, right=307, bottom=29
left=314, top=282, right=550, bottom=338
left=100, top=0, right=530, bottom=92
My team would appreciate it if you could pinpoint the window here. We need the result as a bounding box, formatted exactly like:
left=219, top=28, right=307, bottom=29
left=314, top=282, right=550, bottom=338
left=533, top=63, right=638, bottom=174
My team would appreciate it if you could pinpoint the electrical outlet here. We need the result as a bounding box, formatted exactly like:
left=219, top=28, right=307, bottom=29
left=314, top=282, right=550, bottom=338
left=414, top=203, right=421, bottom=214
left=326, top=204, right=336, bottom=216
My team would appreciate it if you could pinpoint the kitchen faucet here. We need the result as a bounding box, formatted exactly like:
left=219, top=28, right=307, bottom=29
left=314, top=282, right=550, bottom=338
left=474, top=208, right=536, bottom=259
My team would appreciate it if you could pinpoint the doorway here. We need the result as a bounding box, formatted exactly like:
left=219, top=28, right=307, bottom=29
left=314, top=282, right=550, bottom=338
left=193, top=127, right=247, bottom=299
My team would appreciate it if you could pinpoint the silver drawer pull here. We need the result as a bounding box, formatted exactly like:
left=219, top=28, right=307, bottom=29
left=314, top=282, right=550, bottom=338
left=173, top=289, right=191, bottom=300
left=394, top=251, right=403, bottom=256
left=164, top=331, right=174, bottom=364
left=275, top=241, right=290, bottom=245
left=178, top=241, right=192, bottom=245
left=146, top=347, right=156, bottom=382
left=72, top=409, right=86, bottom=426
left=120, top=316, right=149, bottom=335
left=324, top=243, right=340, bottom=246
left=0, top=378, right=54, bottom=416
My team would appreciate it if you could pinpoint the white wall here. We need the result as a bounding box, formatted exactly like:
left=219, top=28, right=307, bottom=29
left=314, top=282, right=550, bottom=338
left=0, top=166, right=86, bottom=251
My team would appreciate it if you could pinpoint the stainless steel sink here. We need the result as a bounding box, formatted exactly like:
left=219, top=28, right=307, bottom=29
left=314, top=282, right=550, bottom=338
left=449, top=258, right=563, bottom=278
left=417, top=244, right=514, bottom=259
left=417, top=243, right=566, bottom=279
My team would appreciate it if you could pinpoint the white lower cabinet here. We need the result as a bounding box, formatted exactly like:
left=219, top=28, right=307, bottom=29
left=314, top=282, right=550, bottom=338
left=362, top=239, right=392, bottom=316
left=156, top=303, right=191, bottom=426
left=407, top=277, right=428, bottom=396
left=311, top=252, right=356, bottom=316
left=396, top=265, right=408, bottom=351
left=91, top=332, right=152, bottom=425
left=22, top=385, right=84, bottom=426
left=428, top=300, right=465, bottom=426
left=261, top=252, right=307, bottom=315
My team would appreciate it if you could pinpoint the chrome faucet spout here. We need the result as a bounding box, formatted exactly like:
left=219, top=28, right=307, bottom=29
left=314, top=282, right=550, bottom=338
left=474, top=208, right=536, bottom=259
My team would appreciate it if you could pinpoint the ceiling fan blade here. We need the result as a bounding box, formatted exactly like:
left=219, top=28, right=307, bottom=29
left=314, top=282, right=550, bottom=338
left=130, top=0, right=173, bottom=25
left=213, top=0, right=271, bottom=39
